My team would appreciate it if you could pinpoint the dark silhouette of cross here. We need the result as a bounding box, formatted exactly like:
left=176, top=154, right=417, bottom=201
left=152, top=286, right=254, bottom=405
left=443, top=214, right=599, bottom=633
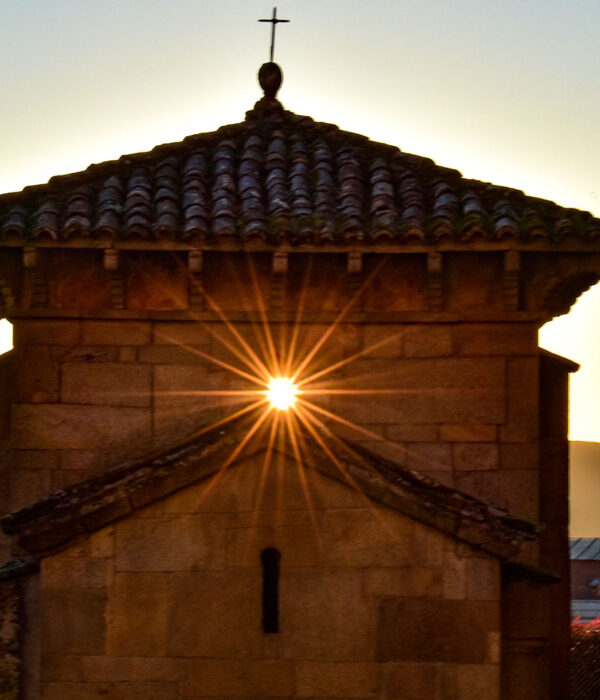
left=258, top=7, right=290, bottom=62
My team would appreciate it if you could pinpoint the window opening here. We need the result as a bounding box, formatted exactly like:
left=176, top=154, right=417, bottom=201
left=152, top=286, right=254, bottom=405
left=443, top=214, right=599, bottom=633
left=261, top=547, right=281, bottom=633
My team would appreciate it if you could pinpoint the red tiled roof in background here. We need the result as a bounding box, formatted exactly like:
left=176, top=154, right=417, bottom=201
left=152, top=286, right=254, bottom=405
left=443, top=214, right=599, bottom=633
left=1, top=99, right=599, bottom=247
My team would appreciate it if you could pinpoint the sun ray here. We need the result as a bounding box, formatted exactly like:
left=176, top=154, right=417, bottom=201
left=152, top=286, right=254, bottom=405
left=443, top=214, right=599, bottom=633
left=291, top=257, right=387, bottom=382
left=176, top=398, right=269, bottom=443
left=297, top=329, right=404, bottom=387
left=198, top=403, right=273, bottom=501
left=285, top=410, right=322, bottom=544
left=283, top=255, right=313, bottom=376
left=293, top=402, right=375, bottom=508
left=157, top=390, right=266, bottom=398
left=168, top=257, right=272, bottom=381
left=300, top=388, right=411, bottom=396
left=294, top=403, right=405, bottom=538
left=152, top=331, right=268, bottom=388
left=202, top=288, right=272, bottom=381
left=250, top=410, right=281, bottom=530
left=296, top=397, right=396, bottom=445
left=246, top=253, right=281, bottom=377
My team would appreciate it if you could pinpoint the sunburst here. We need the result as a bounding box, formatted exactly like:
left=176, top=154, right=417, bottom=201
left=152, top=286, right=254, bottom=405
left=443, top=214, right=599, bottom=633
left=152, top=253, right=444, bottom=526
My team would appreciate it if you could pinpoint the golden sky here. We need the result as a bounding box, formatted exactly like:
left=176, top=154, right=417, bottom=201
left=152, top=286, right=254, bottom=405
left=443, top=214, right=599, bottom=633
left=0, top=0, right=598, bottom=439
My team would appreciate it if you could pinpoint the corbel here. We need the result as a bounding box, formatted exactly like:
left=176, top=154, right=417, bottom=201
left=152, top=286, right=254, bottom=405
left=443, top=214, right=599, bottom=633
left=270, top=250, right=288, bottom=311
left=23, top=246, right=37, bottom=269
left=347, top=251, right=363, bottom=305
left=104, top=248, right=125, bottom=310
left=23, top=246, right=47, bottom=308
left=503, top=251, right=521, bottom=311
left=188, top=250, right=205, bottom=310
left=426, top=252, right=443, bottom=311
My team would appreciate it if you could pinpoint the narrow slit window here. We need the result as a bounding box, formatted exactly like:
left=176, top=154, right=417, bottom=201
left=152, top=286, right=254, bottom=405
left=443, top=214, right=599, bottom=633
left=261, top=547, right=281, bottom=633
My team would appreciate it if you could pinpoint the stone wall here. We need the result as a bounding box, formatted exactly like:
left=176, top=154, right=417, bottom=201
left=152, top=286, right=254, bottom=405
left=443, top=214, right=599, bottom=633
left=34, top=453, right=501, bottom=700
left=3, top=313, right=542, bottom=558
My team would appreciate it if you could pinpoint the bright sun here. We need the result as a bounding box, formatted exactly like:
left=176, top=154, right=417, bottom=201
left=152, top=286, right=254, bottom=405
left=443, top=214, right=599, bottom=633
left=266, top=377, right=299, bottom=411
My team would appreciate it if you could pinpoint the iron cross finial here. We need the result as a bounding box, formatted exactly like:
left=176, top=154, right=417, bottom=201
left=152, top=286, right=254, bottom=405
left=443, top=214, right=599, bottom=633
left=258, top=7, right=290, bottom=62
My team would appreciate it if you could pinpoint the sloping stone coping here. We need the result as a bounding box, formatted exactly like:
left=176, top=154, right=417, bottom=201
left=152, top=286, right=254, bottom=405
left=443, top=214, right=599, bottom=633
left=2, top=406, right=537, bottom=560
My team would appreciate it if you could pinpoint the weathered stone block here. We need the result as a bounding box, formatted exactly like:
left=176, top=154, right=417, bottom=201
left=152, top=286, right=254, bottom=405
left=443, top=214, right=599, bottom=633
left=384, top=662, right=441, bottom=700
left=12, top=404, right=151, bottom=449
left=42, top=589, right=106, bottom=656
left=281, top=569, right=373, bottom=660
left=405, top=442, right=452, bottom=472
left=42, top=556, right=109, bottom=589
left=225, top=525, right=320, bottom=567
left=443, top=557, right=467, bottom=599
left=166, top=571, right=262, bottom=658
left=61, top=346, right=120, bottom=362
left=115, top=515, right=225, bottom=572
left=119, top=346, right=137, bottom=362
left=59, top=450, right=103, bottom=471
left=466, top=558, right=499, bottom=601
left=500, top=357, right=539, bottom=443
left=362, top=325, right=403, bottom=358
left=439, top=423, right=497, bottom=442
left=106, top=573, right=168, bottom=656
left=14, top=320, right=81, bottom=346
left=404, top=324, right=453, bottom=357
left=296, top=661, right=380, bottom=697
left=412, top=524, right=447, bottom=567
left=9, top=467, right=51, bottom=510
left=12, top=346, right=59, bottom=403
left=321, top=511, right=412, bottom=568
left=454, top=323, right=537, bottom=356
left=363, top=567, right=444, bottom=599
left=62, top=363, right=151, bottom=407
left=330, top=386, right=505, bottom=426
left=152, top=321, right=215, bottom=346
left=500, top=442, right=539, bottom=469
left=42, top=681, right=177, bottom=700
left=386, top=423, right=437, bottom=442
left=180, top=659, right=294, bottom=697
left=82, top=656, right=186, bottom=682
left=138, top=345, right=211, bottom=364
left=455, top=663, right=499, bottom=700
left=41, top=655, right=84, bottom=682
left=453, top=443, right=499, bottom=471
left=376, top=598, right=499, bottom=663
left=82, top=320, right=151, bottom=345
left=454, top=469, right=539, bottom=518
left=12, top=449, right=60, bottom=471
left=62, top=527, right=114, bottom=559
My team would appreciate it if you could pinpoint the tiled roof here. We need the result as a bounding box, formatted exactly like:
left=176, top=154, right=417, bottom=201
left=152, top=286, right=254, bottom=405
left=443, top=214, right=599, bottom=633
left=1, top=98, right=599, bottom=247
left=570, top=538, right=600, bottom=560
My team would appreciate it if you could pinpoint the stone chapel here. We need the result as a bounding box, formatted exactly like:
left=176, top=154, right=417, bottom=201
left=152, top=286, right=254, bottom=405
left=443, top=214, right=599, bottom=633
left=0, top=61, right=599, bottom=700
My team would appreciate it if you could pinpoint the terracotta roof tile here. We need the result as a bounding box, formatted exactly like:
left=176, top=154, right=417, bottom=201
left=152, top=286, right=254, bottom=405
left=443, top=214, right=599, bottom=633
left=1, top=101, right=599, bottom=246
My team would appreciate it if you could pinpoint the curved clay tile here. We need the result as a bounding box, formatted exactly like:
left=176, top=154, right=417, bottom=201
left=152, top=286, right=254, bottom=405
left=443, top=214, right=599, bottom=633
left=94, top=176, right=122, bottom=235
left=493, top=200, right=519, bottom=239
left=182, top=151, right=208, bottom=241
left=396, top=172, right=426, bottom=240
left=1, top=204, right=29, bottom=237
left=520, top=206, right=547, bottom=239
left=63, top=188, right=92, bottom=238
left=123, top=168, right=153, bottom=237
left=211, top=141, right=237, bottom=239
left=32, top=198, right=60, bottom=240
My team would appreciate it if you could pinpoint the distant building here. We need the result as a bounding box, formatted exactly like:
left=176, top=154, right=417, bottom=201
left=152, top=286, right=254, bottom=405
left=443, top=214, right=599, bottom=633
left=0, top=63, right=599, bottom=699
left=571, top=538, right=600, bottom=621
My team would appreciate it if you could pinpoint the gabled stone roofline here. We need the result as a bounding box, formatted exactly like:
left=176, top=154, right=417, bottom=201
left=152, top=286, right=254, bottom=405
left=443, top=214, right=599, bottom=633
left=2, top=405, right=537, bottom=561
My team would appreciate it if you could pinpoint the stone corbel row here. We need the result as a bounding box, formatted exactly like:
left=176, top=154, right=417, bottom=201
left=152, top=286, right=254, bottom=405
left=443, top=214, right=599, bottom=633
left=15, top=246, right=523, bottom=313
